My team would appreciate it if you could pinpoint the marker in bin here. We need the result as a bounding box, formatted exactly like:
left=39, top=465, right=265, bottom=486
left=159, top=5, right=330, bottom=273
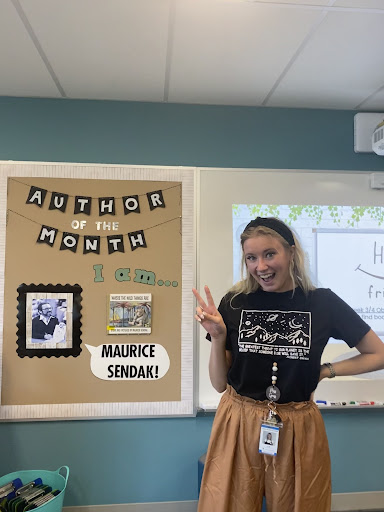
left=5, top=479, right=43, bottom=505
left=8, top=484, right=51, bottom=512
left=16, top=479, right=42, bottom=496
left=316, top=400, right=382, bottom=406
left=0, top=478, right=22, bottom=499
left=24, top=489, right=61, bottom=510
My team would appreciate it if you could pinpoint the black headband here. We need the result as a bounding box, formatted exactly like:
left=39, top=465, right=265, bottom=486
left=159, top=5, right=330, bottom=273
left=244, top=217, right=295, bottom=246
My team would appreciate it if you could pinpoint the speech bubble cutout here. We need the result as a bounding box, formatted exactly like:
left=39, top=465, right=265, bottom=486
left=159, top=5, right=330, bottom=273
left=85, top=343, right=170, bottom=381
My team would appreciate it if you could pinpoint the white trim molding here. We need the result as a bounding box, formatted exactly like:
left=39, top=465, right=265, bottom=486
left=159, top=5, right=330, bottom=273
left=63, top=493, right=384, bottom=512
left=331, top=491, right=384, bottom=511
left=63, top=502, right=198, bottom=512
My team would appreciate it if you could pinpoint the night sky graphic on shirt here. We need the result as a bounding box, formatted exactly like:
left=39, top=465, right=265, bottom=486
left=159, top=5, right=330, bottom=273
left=238, top=310, right=311, bottom=349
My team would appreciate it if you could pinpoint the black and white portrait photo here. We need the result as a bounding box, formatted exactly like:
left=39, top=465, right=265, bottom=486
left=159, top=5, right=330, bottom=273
left=30, top=298, right=68, bottom=344
left=17, top=284, right=83, bottom=358
left=27, top=294, right=72, bottom=349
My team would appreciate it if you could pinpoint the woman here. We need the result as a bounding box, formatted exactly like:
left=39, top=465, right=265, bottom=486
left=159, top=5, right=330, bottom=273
left=193, top=217, right=384, bottom=512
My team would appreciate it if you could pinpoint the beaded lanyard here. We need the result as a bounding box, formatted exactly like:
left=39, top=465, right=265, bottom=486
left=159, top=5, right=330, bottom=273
left=265, top=362, right=283, bottom=427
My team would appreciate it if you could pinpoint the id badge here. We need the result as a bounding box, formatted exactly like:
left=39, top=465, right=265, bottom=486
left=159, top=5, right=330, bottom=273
left=259, top=424, right=279, bottom=456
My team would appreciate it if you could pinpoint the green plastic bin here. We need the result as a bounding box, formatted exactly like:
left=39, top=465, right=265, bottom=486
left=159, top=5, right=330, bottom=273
left=0, top=466, right=69, bottom=512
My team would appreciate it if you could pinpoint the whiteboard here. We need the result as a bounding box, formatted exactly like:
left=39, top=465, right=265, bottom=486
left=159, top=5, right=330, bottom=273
left=316, top=229, right=384, bottom=335
left=197, top=168, right=384, bottom=409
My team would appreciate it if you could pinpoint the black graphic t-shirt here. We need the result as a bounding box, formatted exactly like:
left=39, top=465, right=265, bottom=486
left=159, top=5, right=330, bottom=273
left=214, top=287, right=370, bottom=403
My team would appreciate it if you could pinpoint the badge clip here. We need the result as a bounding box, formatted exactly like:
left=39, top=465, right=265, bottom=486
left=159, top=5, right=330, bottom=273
left=264, top=402, right=283, bottom=429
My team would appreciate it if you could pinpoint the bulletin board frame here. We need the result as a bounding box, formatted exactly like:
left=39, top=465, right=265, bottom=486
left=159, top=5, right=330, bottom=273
left=0, top=161, right=196, bottom=420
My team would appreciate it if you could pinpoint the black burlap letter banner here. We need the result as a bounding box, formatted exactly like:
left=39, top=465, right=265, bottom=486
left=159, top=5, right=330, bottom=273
left=122, top=195, right=140, bottom=215
left=49, top=192, right=68, bottom=212
left=37, top=225, right=58, bottom=247
left=128, top=230, right=147, bottom=251
left=147, top=190, right=165, bottom=211
left=99, top=197, right=115, bottom=216
left=107, top=235, right=124, bottom=254
left=83, top=236, right=101, bottom=255
left=27, top=186, right=47, bottom=207
left=74, top=196, right=92, bottom=215
left=60, top=232, right=79, bottom=253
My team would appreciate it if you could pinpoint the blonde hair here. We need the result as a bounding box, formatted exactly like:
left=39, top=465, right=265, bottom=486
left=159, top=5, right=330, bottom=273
left=229, top=219, right=315, bottom=298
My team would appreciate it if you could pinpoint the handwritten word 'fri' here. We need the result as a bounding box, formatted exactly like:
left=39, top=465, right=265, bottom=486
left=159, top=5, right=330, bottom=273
left=93, top=265, right=178, bottom=287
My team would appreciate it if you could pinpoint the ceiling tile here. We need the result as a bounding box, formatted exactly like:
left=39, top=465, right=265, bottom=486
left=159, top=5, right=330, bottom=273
left=0, top=0, right=61, bottom=97
left=333, top=0, right=384, bottom=9
left=267, top=10, right=384, bottom=109
left=242, top=0, right=384, bottom=8
left=168, top=0, right=322, bottom=105
left=19, top=0, right=171, bottom=101
left=248, top=0, right=329, bottom=4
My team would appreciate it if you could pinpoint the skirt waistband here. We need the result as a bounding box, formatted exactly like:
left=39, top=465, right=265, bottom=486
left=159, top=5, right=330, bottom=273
left=225, top=385, right=315, bottom=413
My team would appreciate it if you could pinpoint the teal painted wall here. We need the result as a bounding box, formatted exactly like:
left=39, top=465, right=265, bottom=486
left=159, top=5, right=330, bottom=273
left=1, top=96, right=384, bottom=170
left=0, top=97, right=383, bottom=506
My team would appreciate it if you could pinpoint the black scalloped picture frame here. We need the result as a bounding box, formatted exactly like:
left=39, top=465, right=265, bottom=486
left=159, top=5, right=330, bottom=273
left=16, top=283, right=83, bottom=358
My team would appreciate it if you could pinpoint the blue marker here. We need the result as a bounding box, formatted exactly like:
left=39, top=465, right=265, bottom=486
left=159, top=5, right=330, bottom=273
left=316, top=400, right=327, bottom=405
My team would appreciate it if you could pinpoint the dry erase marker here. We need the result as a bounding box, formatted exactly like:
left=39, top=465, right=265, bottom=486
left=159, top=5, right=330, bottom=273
left=358, top=401, right=371, bottom=405
left=315, top=400, right=326, bottom=405
left=16, top=480, right=43, bottom=497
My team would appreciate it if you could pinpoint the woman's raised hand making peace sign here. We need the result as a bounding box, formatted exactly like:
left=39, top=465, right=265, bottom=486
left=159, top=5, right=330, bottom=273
left=192, top=285, right=227, bottom=340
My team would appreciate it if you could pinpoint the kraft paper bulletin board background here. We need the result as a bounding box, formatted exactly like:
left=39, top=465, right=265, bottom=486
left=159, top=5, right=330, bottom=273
left=0, top=162, right=195, bottom=420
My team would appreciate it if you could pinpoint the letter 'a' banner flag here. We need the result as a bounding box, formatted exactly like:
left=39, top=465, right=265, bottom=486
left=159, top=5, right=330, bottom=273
left=60, top=232, right=80, bottom=253
left=37, top=225, right=58, bottom=247
left=128, top=230, right=147, bottom=251
left=26, top=187, right=47, bottom=207
left=147, top=190, right=165, bottom=211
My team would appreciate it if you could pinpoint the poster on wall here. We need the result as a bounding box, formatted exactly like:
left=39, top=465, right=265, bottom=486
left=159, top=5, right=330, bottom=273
left=0, top=162, right=195, bottom=420
left=16, top=283, right=82, bottom=357
left=107, top=293, right=152, bottom=334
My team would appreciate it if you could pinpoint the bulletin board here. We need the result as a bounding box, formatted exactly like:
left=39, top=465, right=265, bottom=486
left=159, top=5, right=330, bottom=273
left=0, top=162, right=195, bottom=420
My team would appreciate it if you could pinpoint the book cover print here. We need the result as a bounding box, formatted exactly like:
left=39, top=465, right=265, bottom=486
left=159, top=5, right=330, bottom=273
left=108, top=294, right=152, bottom=334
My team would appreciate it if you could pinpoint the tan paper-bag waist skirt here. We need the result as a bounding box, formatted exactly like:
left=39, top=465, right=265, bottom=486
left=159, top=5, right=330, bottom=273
left=198, top=385, right=331, bottom=512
